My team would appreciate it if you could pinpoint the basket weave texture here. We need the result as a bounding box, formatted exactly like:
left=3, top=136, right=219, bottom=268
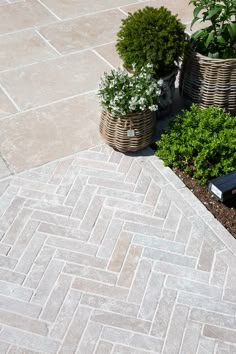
left=99, top=110, right=155, bottom=152
left=179, top=49, right=236, bottom=114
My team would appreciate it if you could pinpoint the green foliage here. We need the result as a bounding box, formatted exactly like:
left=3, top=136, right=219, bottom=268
left=97, top=64, right=161, bottom=116
left=190, top=0, right=236, bottom=58
left=116, top=6, right=187, bottom=78
left=155, top=104, right=236, bottom=184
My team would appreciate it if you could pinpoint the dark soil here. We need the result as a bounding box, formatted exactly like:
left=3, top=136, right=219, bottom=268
left=174, top=168, right=236, bottom=239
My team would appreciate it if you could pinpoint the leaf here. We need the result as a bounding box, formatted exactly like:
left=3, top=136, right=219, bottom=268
left=208, top=51, right=220, bottom=58
left=227, top=22, right=236, bottom=40
left=206, top=7, right=222, bottom=20
left=216, top=35, right=226, bottom=44
left=191, top=16, right=201, bottom=29
left=205, top=31, right=214, bottom=48
left=193, top=5, right=203, bottom=19
left=192, top=29, right=206, bottom=39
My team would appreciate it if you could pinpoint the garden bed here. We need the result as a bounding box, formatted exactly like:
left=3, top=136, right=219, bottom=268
left=175, top=168, right=236, bottom=238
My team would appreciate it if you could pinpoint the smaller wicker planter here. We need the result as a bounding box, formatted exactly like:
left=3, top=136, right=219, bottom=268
left=99, top=110, right=155, bottom=152
left=179, top=49, right=236, bottom=114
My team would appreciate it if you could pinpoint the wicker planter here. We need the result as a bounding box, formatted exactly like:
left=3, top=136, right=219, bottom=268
left=179, top=49, right=236, bottom=114
left=99, top=110, right=155, bottom=152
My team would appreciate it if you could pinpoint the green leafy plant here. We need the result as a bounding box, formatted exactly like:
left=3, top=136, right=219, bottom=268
left=190, top=0, right=236, bottom=58
left=97, top=64, right=161, bottom=116
left=116, top=6, right=187, bottom=78
left=155, top=104, right=236, bottom=184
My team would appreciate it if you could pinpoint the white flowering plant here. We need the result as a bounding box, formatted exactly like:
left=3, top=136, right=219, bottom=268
left=97, top=64, right=161, bottom=116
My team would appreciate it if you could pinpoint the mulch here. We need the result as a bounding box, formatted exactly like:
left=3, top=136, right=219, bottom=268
left=174, top=168, right=236, bottom=239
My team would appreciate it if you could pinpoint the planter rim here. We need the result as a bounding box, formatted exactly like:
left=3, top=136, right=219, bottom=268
left=189, top=48, right=236, bottom=63
left=101, top=109, right=152, bottom=118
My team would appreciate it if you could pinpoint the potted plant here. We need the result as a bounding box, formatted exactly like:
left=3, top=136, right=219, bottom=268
left=116, top=6, right=188, bottom=113
left=98, top=64, right=161, bottom=152
left=179, top=0, right=236, bottom=114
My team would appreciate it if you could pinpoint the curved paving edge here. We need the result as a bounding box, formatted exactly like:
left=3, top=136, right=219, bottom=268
left=0, top=144, right=235, bottom=354
left=137, top=152, right=236, bottom=258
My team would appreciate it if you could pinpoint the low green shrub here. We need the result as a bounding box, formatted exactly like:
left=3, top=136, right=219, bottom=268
left=155, top=104, right=236, bottom=184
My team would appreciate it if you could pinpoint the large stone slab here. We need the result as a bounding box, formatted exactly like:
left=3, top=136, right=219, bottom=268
left=0, top=92, right=102, bottom=173
left=39, top=9, right=125, bottom=55
left=0, top=30, right=58, bottom=72
left=0, top=51, right=110, bottom=111
left=0, top=0, right=56, bottom=35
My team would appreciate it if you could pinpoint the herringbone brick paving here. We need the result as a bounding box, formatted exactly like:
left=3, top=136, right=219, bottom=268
left=0, top=144, right=236, bottom=353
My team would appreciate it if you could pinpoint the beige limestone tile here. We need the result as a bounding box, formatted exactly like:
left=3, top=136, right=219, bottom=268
left=39, top=0, right=142, bottom=19
left=117, top=245, right=142, bottom=287
left=95, top=42, right=121, bottom=68
left=204, top=324, right=236, bottom=344
left=0, top=92, right=102, bottom=173
left=108, top=231, right=133, bottom=272
left=121, top=0, right=194, bottom=24
left=0, top=51, right=110, bottom=110
left=0, top=30, right=58, bottom=72
left=0, top=0, right=56, bottom=35
left=0, top=88, right=17, bottom=119
left=91, top=310, right=151, bottom=334
left=39, top=10, right=125, bottom=55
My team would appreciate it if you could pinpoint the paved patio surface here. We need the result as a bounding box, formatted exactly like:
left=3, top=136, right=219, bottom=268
left=0, top=0, right=195, bottom=175
left=0, top=0, right=236, bottom=353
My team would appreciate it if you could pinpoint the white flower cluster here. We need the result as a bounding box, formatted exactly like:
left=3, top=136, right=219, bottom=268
left=98, top=64, right=162, bottom=116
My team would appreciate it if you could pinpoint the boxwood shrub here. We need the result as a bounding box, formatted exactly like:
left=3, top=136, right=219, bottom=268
left=155, top=104, right=236, bottom=184
left=116, top=6, right=187, bottom=78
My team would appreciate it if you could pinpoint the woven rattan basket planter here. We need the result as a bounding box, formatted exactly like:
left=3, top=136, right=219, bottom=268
left=99, top=110, right=155, bottom=152
left=179, top=49, right=236, bottom=114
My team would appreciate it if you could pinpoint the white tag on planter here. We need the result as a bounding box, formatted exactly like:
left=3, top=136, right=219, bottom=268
left=127, top=129, right=135, bottom=137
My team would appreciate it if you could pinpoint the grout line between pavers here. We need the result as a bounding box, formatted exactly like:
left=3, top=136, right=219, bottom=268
left=92, top=49, right=115, bottom=70
left=37, top=0, right=61, bottom=21
left=35, top=29, right=62, bottom=56
left=0, top=83, right=20, bottom=112
left=0, top=88, right=98, bottom=123
left=118, top=7, right=129, bottom=16
left=0, top=154, right=14, bottom=176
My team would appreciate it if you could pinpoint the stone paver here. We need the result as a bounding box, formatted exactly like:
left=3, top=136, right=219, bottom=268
left=0, top=93, right=101, bottom=172
left=0, top=0, right=236, bottom=353
left=0, top=146, right=235, bottom=353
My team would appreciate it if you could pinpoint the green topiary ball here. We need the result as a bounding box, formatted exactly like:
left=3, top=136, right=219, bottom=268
left=116, top=6, right=188, bottom=78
